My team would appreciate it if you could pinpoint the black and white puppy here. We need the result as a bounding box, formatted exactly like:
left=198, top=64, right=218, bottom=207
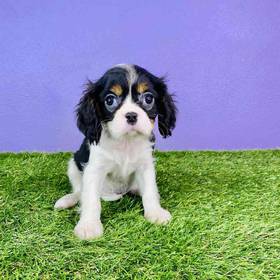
left=54, top=64, right=177, bottom=240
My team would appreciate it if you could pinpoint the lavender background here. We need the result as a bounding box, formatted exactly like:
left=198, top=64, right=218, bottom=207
left=1, top=1, right=280, bottom=152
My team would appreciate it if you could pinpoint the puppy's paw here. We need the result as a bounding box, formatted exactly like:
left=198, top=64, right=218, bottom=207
left=74, top=220, right=103, bottom=240
left=145, top=207, right=172, bottom=225
left=54, top=193, right=79, bottom=209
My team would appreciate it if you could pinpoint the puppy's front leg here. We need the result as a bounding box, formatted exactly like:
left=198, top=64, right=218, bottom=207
left=74, top=164, right=104, bottom=240
left=139, top=163, right=171, bottom=225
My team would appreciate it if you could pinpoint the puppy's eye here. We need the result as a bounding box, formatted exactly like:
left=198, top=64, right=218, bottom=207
left=141, top=92, right=154, bottom=110
left=144, top=94, right=154, bottom=104
left=105, top=94, right=118, bottom=112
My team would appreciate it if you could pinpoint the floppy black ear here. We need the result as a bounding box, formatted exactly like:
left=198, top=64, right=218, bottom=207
left=76, top=81, right=101, bottom=144
left=156, top=78, right=177, bottom=138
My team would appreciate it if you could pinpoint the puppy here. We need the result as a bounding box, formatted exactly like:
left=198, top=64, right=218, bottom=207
left=54, top=64, right=177, bottom=240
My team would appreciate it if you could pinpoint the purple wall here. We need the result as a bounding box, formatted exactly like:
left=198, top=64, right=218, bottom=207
left=1, top=1, right=280, bottom=152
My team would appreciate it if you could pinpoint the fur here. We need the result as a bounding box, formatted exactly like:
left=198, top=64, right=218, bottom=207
left=54, top=64, right=177, bottom=239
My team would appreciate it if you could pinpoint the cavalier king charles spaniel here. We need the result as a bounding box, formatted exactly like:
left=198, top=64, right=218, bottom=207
left=54, top=64, right=177, bottom=239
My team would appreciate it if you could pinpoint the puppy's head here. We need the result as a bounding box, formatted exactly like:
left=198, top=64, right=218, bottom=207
left=76, top=64, right=177, bottom=143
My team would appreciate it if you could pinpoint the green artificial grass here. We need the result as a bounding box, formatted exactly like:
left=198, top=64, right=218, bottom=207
left=0, top=151, right=280, bottom=279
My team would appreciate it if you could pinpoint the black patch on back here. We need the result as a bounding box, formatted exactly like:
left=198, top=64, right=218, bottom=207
left=74, top=138, right=90, bottom=171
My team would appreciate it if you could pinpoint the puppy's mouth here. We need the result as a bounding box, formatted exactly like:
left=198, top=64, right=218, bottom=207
left=124, top=124, right=141, bottom=135
left=126, top=130, right=139, bottom=137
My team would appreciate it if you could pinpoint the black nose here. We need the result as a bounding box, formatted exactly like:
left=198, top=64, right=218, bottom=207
left=125, top=112, right=138, bottom=125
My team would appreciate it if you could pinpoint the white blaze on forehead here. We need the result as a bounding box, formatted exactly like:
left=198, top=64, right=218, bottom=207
left=113, top=64, right=138, bottom=105
left=114, top=64, right=138, bottom=89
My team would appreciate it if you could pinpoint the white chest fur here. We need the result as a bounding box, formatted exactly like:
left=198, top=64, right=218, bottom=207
left=87, top=132, right=154, bottom=195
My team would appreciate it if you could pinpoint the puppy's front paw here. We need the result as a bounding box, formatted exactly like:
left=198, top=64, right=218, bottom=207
left=74, top=220, right=103, bottom=240
left=145, top=207, right=172, bottom=225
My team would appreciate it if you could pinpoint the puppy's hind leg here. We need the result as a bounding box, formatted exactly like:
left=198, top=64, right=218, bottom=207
left=54, top=159, right=81, bottom=209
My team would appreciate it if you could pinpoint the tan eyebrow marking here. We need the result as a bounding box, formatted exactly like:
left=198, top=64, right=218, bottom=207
left=137, top=82, right=149, bottom=93
left=110, top=84, right=123, bottom=96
